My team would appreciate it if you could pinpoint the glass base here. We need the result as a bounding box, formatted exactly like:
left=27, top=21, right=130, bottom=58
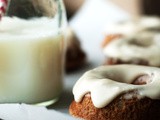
left=34, top=97, right=59, bottom=107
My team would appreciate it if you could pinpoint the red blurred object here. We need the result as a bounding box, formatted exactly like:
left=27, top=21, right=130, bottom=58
left=0, top=0, right=8, bottom=19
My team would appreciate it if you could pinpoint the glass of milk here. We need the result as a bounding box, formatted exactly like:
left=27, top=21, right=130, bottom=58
left=0, top=0, right=67, bottom=106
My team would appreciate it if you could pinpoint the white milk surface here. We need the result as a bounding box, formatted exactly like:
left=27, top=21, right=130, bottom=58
left=0, top=17, right=64, bottom=104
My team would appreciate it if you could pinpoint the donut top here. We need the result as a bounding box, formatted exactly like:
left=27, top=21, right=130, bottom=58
left=73, top=65, right=160, bottom=108
left=103, top=31, right=160, bottom=66
left=105, top=16, right=160, bottom=36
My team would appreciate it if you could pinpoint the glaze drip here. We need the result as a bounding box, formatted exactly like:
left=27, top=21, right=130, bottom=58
left=103, top=32, right=160, bottom=66
left=73, top=65, right=160, bottom=108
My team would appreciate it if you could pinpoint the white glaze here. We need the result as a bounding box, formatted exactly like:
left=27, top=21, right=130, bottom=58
left=103, top=17, right=160, bottom=66
left=105, top=16, right=160, bottom=36
left=73, top=65, right=160, bottom=108
left=103, top=32, right=160, bottom=66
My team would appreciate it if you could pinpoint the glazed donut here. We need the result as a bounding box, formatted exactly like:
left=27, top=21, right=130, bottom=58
left=69, top=65, right=160, bottom=120
left=102, top=17, right=160, bottom=67
left=103, top=31, right=160, bottom=66
left=65, top=27, right=86, bottom=72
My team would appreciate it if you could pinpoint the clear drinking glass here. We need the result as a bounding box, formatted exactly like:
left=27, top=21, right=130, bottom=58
left=0, top=0, right=67, bottom=106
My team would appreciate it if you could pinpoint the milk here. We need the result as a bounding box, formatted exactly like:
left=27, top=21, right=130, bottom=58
left=0, top=17, right=64, bottom=104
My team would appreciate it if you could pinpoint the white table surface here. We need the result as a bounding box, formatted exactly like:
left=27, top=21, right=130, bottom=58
left=52, top=0, right=129, bottom=116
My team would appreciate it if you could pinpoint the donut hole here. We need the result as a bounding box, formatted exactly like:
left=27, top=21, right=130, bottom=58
left=128, top=32, right=154, bottom=47
left=85, top=93, right=91, bottom=98
left=129, top=38, right=153, bottom=47
left=146, top=27, right=160, bottom=32
left=132, top=74, right=153, bottom=85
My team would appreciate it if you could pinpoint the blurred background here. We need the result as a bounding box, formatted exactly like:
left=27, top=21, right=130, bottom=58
left=63, top=0, right=160, bottom=69
left=64, top=0, right=160, bottom=19
left=53, top=0, right=160, bottom=114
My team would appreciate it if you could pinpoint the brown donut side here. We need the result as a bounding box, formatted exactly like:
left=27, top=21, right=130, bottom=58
left=69, top=94, right=160, bottom=120
left=65, top=28, right=86, bottom=72
left=102, top=34, right=151, bottom=66
left=104, top=57, right=149, bottom=66
left=66, top=47, right=86, bottom=72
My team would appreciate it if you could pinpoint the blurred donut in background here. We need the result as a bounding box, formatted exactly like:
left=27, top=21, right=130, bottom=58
left=65, top=27, right=86, bottom=72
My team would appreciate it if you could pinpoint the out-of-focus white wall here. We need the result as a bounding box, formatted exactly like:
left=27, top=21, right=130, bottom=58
left=69, top=0, right=130, bottom=66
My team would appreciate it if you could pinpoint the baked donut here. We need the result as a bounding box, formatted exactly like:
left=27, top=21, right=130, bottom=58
left=65, top=27, right=86, bottom=72
left=69, top=65, right=160, bottom=120
left=102, top=17, right=160, bottom=67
